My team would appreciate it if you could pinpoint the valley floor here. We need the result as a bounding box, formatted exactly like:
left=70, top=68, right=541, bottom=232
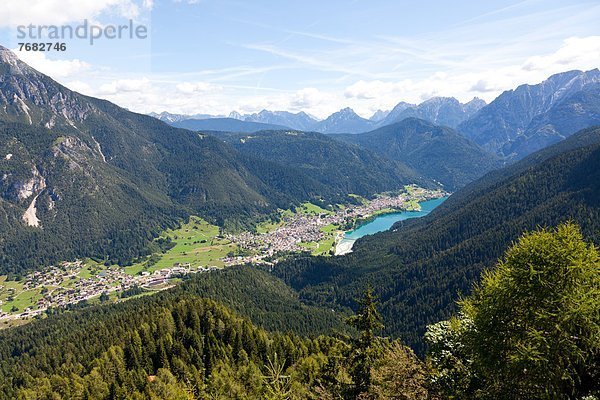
left=0, top=186, right=446, bottom=327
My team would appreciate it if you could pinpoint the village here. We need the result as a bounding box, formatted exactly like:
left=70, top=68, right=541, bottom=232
left=0, top=261, right=219, bottom=323
left=0, top=187, right=446, bottom=323
left=223, top=187, right=447, bottom=265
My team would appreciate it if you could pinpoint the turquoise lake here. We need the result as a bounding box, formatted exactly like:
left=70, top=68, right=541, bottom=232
left=344, top=196, right=447, bottom=241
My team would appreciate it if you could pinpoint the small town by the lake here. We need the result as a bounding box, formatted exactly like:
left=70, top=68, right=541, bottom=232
left=0, top=186, right=446, bottom=326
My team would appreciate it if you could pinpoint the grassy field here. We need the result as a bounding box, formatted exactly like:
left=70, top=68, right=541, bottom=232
left=256, top=219, right=282, bottom=234
left=296, top=223, right=340, bottom=256
left=78, top=264, right=95, bottom=279
left=298, top=202, right=332, bottom=215
left=125, top=216, right=238, bottom=275
left=1, top=287, right=43, bottom=313
left=0, top=276, right=25, bottom=313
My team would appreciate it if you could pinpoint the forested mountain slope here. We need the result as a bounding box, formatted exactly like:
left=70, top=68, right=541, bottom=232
left=170, top=266, right=348, bottom=335
left=0, top=294, right=335, bottom=399
left=333, top=118, right=502, bottom=190
left=0, top=46, right=419, bottom=274
left=214, top=130, right=428, bottom=196
left=0, top=267, right=424, bottom=399
left=274, top=126, right=600, bottom=352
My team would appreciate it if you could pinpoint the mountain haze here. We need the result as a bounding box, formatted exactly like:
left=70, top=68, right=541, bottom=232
left=171, top=117, right=290, bottom=132
left=242, top=110, right=319, bottom=131
left=313, top=107, right=376, bottom=134
left=379, top=97, right=486, bottom=128
left=148, top=111, right=222, bottom=123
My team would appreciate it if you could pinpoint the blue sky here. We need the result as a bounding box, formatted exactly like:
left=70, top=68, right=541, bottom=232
left=1, top=0, right=599, bottom=118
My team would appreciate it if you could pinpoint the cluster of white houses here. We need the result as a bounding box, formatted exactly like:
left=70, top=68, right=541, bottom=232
left=225, top=188, right=447, bottom=265
left=1, top=261, right=220, bottom=321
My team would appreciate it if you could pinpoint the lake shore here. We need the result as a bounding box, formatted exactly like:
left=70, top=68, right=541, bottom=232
left=335, top=238, right=355, bottom=255
left=334, top=196, right=448, bottom=256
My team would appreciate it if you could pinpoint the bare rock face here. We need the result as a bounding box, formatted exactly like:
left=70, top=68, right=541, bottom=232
left=458, top=69, right=600, bottom=159
left=16, top=166, right=45, bottom=201
left=379, top=97, right=486, bottom=129
left=0, top=46, right=97, bottom=127
left=21, top=170, right=46, bottom=227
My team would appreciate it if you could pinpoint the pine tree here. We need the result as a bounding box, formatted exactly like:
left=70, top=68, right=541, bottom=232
left=346, top=285, right=384, bottom=398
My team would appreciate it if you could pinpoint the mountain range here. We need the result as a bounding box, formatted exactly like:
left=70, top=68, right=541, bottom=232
left=458, top=69, right=600, bottom=159
left=0, top=46, right=422, bottom=273
left=241, top=110, right=319, bottom=131
left=151, top=97, right=486, bottom=134
left=147, top=111, right=223, bottom=123
left=377, top=97, right=486, bottom=128
left=152, top=70, right=600, bottom=161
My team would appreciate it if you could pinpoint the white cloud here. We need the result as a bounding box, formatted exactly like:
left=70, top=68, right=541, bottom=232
left=522, top=36, right=600, bottom=72
left=342, top=35, right=600, bottom=110
left=12, top=49, right=90, bottom=79
left=66, top=80, right=94, bottom=95
left=290, top=88, right=328, bottom=109
left=469, top=80, right=498, bottom=93
left=344, top=80, right=410, bottom=100
left=1, top=0, right=140, bottom=27
left=98, top=78, right=150, bottom=95
left=176, top=81, right=222, bottom=94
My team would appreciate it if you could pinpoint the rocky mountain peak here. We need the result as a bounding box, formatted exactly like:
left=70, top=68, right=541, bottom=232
left=228, top=111, right=243, bottom=120
left=0, top=47, right=97, bottom=126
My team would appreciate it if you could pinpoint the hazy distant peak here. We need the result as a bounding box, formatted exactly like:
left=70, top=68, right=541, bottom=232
left=380, top=97, right=482, bottom=128
left=228, top=110, right=243, bottom=120
left=369, top=109, right=390, bottom=122
left=421, top=96, right=459, bottom=104
left=458, top=68, right=600, bottom=158
left=0, top=46, right=34, bottom=75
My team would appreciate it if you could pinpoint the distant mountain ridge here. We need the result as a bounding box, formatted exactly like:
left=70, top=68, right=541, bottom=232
left=241, top=110, right=319, bottom=131
left=171, top=117, right=290, bottom=133
left=379, top=97, right=486, bottom=128
left=151, top=70, right=600, bottom=144
left=458, top=69, right=600, bottom=159
left=152, top=96, right=485, bottom=134
left=148, top=111, right=223, bottom=123
left=369, top=109, right=390, bottom=122
left=313, top=107, right=376, bottom=133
